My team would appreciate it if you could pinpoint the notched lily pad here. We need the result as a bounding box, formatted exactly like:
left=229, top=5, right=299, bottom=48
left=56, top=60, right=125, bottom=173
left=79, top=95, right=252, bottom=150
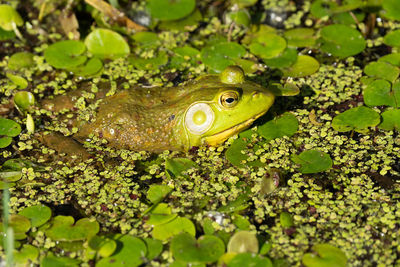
left=249, top=33, right=287, bottom=59
left=129, top=51, right=168, bottom=70
left=85, top=28, right=130, bottom=59
left=146, top=203, right=177, bottom=226
left=332, top=106, right=381, bottom=133
left=144, top=237, right=163, bottom=260
left=147, top=184, right=172, bottom=203
left=302, top=244, right=347, bottom=267
left=0, top=214, right=31, bottom=240
left=381, top=0, right=400, bottom=21
left=262, top=47, right=298, bottom=69
left=171, top=233, right=225, bottom=264
left=282, top=55, right=319, bottom=77
left=201, top=42, right=246, bottom=73
left=364, top=62, right=399, bottom=83
left=6, top=72, right=28, bottom=89
left=291, top=150, right=333, bottom=174
left=147, top=0, right=196, bottom=21
left=18, top=204, right=52, bottom=228
left=41, top=255, right=80, bottom=267
left=69, top=57, right=103, bottom=77
left=257, top=112, right=298, bottom=141
left=8, top=52, right=35, bottom=70
left=0, top=4, right=23, bottom=31
left=14, top=91, right=35, bottom=112
left=320, top=24, right=366, bottom=58
left=44, top=40, right=86, bottom=69
left=45, top=216, right=99, bottom=241
left=227, top=231, right=258, bottom=254
left=14, top=244, right=39, bottom=266
left=379, top=109, right=400, bottom=131
left=378, top=53, right=400, bottom=67
left=165, top=157, right=198, bottom=179
left=152, top=216, right=196, bottom=241
left=284, top=28, right=316, bottom=47
left=227, top=253, right=273, bottom=267
left=0, top=118, right=21, bottom=148
left=88, top=235, right=117, bottom=258
left=363, top=79, right=399, bottom=107
left=383, top=29, right=400, bottom=48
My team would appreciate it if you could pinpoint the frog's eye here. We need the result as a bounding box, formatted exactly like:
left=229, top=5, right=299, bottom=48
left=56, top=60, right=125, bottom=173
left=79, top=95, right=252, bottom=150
left=219, top=91, right=239, bottom=108
left=185, top=103, right=214, bottom=135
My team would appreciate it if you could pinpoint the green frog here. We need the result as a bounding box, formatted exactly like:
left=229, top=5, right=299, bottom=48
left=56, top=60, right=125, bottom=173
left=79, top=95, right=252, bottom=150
left=41, top=66, right=275, bottom=153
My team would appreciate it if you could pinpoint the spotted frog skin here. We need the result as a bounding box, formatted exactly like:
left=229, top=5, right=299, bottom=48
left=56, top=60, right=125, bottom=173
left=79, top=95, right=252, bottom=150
left=42, top=66, right=275, bottom=153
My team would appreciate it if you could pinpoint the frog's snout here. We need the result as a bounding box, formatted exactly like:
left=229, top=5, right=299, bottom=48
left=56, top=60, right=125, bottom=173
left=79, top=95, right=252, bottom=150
left=252, top=91, right=261, bottom=99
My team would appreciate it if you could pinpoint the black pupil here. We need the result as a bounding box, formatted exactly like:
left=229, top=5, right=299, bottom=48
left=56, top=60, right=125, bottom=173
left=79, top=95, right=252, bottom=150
left=226, top=97, right=235, bottom=104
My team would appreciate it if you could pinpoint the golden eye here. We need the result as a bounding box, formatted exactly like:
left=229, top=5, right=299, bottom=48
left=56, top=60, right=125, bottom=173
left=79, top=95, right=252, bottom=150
left=220, top=91, right=239, bottom=108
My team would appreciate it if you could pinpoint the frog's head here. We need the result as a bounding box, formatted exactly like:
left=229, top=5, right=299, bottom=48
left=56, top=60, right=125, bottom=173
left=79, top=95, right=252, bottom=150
left=178, top=66, right=275, bottom=149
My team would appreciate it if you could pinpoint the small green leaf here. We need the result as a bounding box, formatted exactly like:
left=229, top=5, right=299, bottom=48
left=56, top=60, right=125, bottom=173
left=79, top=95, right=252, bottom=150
left=282, top=55, right=320, bottom=77
left=262, top=47, right=298, bottom=68
left=171, top=233, right=225, bottom=264
left=8, top=52, right=35, bottom=70
left=378, top=53, right=400, bottom=67
left=165, top=158, right=198, bottom=179
left=85, top=28, right=130, bottom=59
left=147, top=184, right=172, bottom=203
left=14, top=91, right=35, bottom=112
left=41, top=255, right=80, bottom=267
left=0, top=136, right=12, bottom=148
left=284, top=28, right=315, bottom=47
left=228, top=253, right=273, bottom=267
left=310, top=0, right=334, bottom=18
left=291, top=150, right=333, bottom=174
left=379, top=109, right=400, bottom=131
left=320, top=24, right=366, bottom=58
left=146, top=203, right=177, bottom=226
left=45, top=216, right=99, bottom=241
left=257, top=112, right=298, bottom=141
left=227, top=231, right=258, bottom=254
left=6, top=72, right=28, bottom=89
left=0, top=171, right=22, bottom=182
left=170, top=45, right=200, bottom=68
left=383, top=29, right=400, bottom=48
left=0, top=4, right=23, bottom=31
left=0, top=118, right=21, bottom=137
left=144, top=237, right=163, bottom=260
left=302, top=244, right=347, bottom=267
left=225, top=9, right=251, bottom=27
left=44, top=40, right=87, bottom=69
left=159, top=9, right=202, bottom=31
left=0, top=27, right=15, bottom=40
left=69, top=57, right=103, bottom=77
left=88, top=235, right=117, bottom=258
left=201, top=42, right=246, bottom=73
left=364, top=62, right=399, bottom=83
left=147, top=0, right=196, bottom=21
left=129, top=51, right=168, bottom=70
left=249, top=33, right=287, bottom=59
left=332, top=106, right=381, bottom=133
left=152, top=216, right=196, bottom=241
left=18, top=204, right=52, bottom=227
left=279, top=212, right=294, bottom=228
left=132, top=31, right=160, bottom=48
left=363, top=79, right=399, bottom=108
left=0, top=214, right=31, bottom=240
left=13, top=244, right=39, bottom=266
left=382, top=0, right=400, bottom=21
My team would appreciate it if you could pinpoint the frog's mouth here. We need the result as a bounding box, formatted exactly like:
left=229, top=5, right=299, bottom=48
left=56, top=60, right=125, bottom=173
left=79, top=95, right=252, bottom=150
left=204, top=111, right=266, bottom=146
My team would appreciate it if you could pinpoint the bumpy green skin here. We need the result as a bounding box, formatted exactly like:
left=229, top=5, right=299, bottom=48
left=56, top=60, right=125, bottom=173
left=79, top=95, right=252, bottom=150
left=47, top=66, right=275, bottom=152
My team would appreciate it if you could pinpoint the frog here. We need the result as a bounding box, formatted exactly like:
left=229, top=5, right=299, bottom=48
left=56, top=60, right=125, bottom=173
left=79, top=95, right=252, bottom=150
left=40, top=66, right=275, bottom=154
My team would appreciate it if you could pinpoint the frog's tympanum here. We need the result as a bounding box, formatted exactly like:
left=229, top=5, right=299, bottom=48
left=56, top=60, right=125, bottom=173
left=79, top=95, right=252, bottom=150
left=43, top=66, right=275, bottom=153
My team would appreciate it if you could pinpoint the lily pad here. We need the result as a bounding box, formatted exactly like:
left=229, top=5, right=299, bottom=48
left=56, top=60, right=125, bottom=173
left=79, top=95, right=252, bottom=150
left=0, top=171, right=22, bottom=182
left=363, top=79, right=399, bottom=108
left=159, top=9, right=202, bottom=31
left=146, top=203, right=177, bottom=226
left=225, top=9, right=251, bottom=27
left=44, top=40, right=87, bottom=69
left=302, top=244, right=347, bottom=267
left=85, top=28, right=130, bottom=59
left=8, top=52, right=35, bottom=70
left=310, top=0, right=334, bottom=18
left=262, top=47, right=298, bottom=68
left=0, top=4, right=23, bottom=31
left=129, top=51, right=168, bottom=70
left=165, top=157, right=198, bottom=179
left=0, top=27, right=15, bottom=40
left=14, top=91, right=35, bottom=112
left=249, top=33, right=287, bottom=59
left=171, top=233, right=225, bottom=264
left=379, top=109, right=400, bottom=131
left=13, top=244, right=39, bottom=266
left=88, top=235, right=117, bottom=258
left=170, top=45, right=200, bottom=68
left=41, top=255, right=80, bottom=267
left=201, top=42, right=246, bottom=73
left=332, top=106, right=381, bottom=133
left=69, top=57, right=103, bottom=77
left=383, top=29, right=400, bottom=48
left=152, top=216, right=196, bottom=241
left=378, top=53, right=400, bottom=67
left=228, top=253, right=273, bottom=267
left=382, top=0, right=400, bottom=21
left=0, top=118, right=21, bottom=148
left=18, top=204, right=52, bottom=228
left=147, top=184, right=172, bottom=203
left=364, top=62, right=399, bottom=83
left=282, top=55, right=320, bottom=77
left=96, top=235, right=147, bottom=267
left=257, top=112, right=298, bottom=141
left=284, top=28, right=316, bottom=47
left=45, top=216, right=99, bottom=241
left=320, top=24, right=366, bottom=58
left=144, top=237, right=163, bottom=260
left=291, top=150, right=333, bottom=174
left=147, top=0, right=196, bottom=21
left=132, top=31, right=160, bottom=48
left=6, top=72, right=28, bottom=89
left=227, top=231, right=258, bottom=253
left=218, top=188, right=251, bottom=213
left=0, top=214, right=31, bottom=240
left=280, top=212, right=294, bottom=228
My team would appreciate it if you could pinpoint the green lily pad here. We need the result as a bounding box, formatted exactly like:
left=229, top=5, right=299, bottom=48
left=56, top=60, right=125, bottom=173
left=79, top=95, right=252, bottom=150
left=13, top=244, right=39, bottom=266
left=363, top=79, right=399, bottom=108
left=262, top=47, right=298, bottom=68
left=282, top=55, right=320, bottom=77
left=218, top=188, right=250, bottom=213
left=268, top=82, right=300, bottom=96
left=378, top=53, right=400, bottom=67
left=320, top=24, right=366, bottom=58
left=383, top=29, right=400, bottom=48
left=382, top=0, right=400, bottom=21
left=0, top=4, right=23, bottom=31
left=257, top=112, right=298, bottom=141
left=260, top=169, right=280, bottom=195
left=332, top=106, right=381, bottom=133
left=228, top=253, right=273, bottom=267
left=144, top=237, right=163, bottom=260
left=0, top=136, right=12, bottom=148
left=227, top=231, right=258, bottom=253
left=96, top=234, right=147, bottom=267
left=88, top=235, right=117, bottom=258
left=230, top=0, right=258, bottom=7
left=291, top=150, right=333, bottom=174
left=170, top=45, right=200, bottom=68
left=364, top=62, right=399, bottom=83
left=14, top=91, right=35, bottom=112
left=0, top=171, right=22, bottom=182
left=332, top=10, right=365, bottom=25
left=159, top=9, right=202, bottom=31
left=152, top=216, right=196, bottom=241
left=0, top=118, right=21, bottom=137
left=0, top=27, right=15, bottom=40
left=45, top=216, right=99, bottom=241
left=165, top=157, right=198, bottom=179
left=171, top=233, right=225, bottom=264
left=8, top=52, right=35, bottom=70
left=379, top=109, right=400, bottom=131
left=18, top=204, right=52, bottom=228
left=2, top=158, right=41, bottom=171
left=0, top=214, right=31, bottom=240
left=85, top=28, right=130, bottom=59
left=6, top=72, right=28, bottom=89
left=302, top=244, right=347, bottom=267
left=147, top=184, right=172, bottom=203
left=44, top=40, right=87, bottom=69
left=69, top=57, right=103, bottom=77
left=284, top=28, right=315, bottom=47
left=280, top=212, right=294, bottom=228
left=225, top=9, right=251, bottom=27
left=146, top=203, right=177, bottom=226
left=232, top=215, right=251, bottom=230
left=129, top=51, right=168, bottom=70
left=201, top=42, right=246, bottom=73
left=41, top=255, right=80, bottom=267
left=147, top=0, right=196, bottom=21
left=249, top=33, right=287, bottom=59
left=310, top=0, right=334, bottom=18
left=132, top=31, right=160, bottom=48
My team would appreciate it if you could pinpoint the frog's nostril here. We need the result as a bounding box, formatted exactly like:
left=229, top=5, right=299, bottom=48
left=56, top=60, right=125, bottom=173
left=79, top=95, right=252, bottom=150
left=252, top=91, right=260, bottom=98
